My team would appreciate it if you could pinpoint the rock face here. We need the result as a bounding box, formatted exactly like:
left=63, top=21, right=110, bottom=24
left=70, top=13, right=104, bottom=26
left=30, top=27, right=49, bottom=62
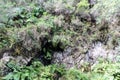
left=52, top=42, right=118, bottom=69
left=0, top=0, right=120, bottom=77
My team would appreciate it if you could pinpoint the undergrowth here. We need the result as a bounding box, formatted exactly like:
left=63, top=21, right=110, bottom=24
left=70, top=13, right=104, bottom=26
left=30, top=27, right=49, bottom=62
left=1, top=0, right=120, bottom=80
left=2, top=60, right=120, bottom=80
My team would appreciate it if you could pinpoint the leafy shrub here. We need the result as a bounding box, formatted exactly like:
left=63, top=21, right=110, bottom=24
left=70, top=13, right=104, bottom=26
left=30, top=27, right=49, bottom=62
left=3, top=60, right=120, bottom=80
left=3, top=61, right=66, bottom=80
left=0, top=0, right=46, bottom=28
left=90, top=62, right=120, bottom=80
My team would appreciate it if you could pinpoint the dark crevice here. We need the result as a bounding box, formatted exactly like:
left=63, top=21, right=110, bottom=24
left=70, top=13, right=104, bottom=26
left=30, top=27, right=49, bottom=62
left=27, top=37, right=64, bottom=66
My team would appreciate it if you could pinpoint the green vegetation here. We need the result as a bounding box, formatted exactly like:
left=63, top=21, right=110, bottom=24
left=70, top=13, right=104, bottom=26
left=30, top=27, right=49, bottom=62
left=3, top=61, right=65, bottom=80
left=0, top=0, right=120, bottom=80
left=2, top=60, right=120, bottom=80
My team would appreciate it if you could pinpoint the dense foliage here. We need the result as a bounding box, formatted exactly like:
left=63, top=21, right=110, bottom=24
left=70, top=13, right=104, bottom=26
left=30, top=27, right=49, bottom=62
left=0, top=0, right=120, bottom=80
left=2, top=60, right=120, bottom=80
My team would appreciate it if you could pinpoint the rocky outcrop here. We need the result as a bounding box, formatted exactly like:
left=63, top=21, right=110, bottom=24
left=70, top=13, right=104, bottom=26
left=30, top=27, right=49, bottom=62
left=52, top=42, right=119, bottom=69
